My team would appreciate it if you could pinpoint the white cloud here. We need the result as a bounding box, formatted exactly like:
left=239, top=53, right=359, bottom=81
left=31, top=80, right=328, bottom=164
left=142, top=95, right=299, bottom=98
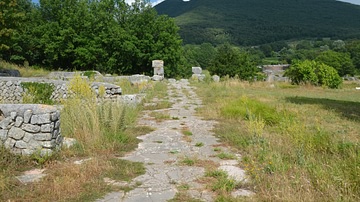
left=152, top=0, right=166, bottom=6
left=337, top=0, right=360, bottom=5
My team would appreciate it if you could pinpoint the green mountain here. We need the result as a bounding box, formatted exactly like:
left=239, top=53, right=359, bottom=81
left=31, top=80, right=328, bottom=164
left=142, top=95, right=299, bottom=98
left=155, top=0, right=360, bottom=45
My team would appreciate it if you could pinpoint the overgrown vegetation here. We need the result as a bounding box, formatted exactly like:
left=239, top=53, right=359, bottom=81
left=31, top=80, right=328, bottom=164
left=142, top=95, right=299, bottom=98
left=0, top=75, right=157, bottom=201
left=195, top=80, right=360, bottom=201
left=21, top=82, right=55, bottom=104
left=285, top=60, right=342, bottom=88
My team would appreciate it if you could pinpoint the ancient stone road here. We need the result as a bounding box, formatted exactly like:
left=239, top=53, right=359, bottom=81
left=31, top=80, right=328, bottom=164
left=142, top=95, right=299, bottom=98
left=97, top=79, right=252, bottom=202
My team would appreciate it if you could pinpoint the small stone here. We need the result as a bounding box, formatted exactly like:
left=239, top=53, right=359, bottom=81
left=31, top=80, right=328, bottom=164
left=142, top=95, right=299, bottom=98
left=6, top=81, right=12, bottom=87
left=22, top=124, right=41, bottom=133
left=231, top=189, right=255, bottom=198
left=54, top=121, right=60, bottom=129
left=41, top=123, right=54, bottom=133
left=62, top=137, right=75, bottom=148
left=24, top=110, right=32, bottom=123
left=52, top=129, right=59, bottom=138
left=212, top=75, right=220, bottom=82
left=8, top=127, right=25, bottom=140
left=192, top=67, right=202, bottom=74
left=15, top=117, right=24, bottom=127
left=15, top=140, right=28, bottom=149
left=33, top=133, right=52, bottom=141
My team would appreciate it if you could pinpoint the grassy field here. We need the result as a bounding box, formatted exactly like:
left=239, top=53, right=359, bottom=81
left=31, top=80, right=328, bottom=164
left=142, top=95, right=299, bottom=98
left=0, top=77, right=168, bottom=201
left=195, top=80, right=360, bottom=201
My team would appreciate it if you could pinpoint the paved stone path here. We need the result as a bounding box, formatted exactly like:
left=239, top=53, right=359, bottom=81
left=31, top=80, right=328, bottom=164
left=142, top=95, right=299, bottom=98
left=97, top=79, right=252, bottom=202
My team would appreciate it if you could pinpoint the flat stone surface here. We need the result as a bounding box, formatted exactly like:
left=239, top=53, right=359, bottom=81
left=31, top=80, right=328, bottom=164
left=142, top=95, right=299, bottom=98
left=16, top=169, right=47, bottom=184
left=97, top=79, right=253, bottom=202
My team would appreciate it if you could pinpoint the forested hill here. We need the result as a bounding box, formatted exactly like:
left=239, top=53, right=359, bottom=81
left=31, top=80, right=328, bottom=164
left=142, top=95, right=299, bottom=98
left=155, top=0, right=360, bottom=45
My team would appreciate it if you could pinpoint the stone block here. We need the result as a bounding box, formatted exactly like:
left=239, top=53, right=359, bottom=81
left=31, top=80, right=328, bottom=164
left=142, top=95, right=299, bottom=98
left=192, top=67, right=202, bottom=74
left=28, top=139, right=41, bottom=150
left=33, top=133, right=52, bottom=141
left=0, top=117, right=12, bottom=129
left=152, top=75, right=164, bottom=81
left=15, top=116, right=24, bottom=127
left=41, top=123, right=54, bottom=133
left=50, top=111, right=60, bottom=121
left=22, top=149, right=34, bottom=156
left=31, top=113, right=51, bottom=125
left=41, top=140, right=56, bottom=148
left=4, top=138, right=16, bottom=149
left=24, top=110, right=32, bottom=123
left=152, top=60, right=164, bottom=68
left=10, top=112, right=17, bottom=120
left=22, top=124, right=41, bottom=133
left=0, top=129, right=8, bottom=142
left=212, top=75, right=220, bottom=82
left=8, top=127, right=25, bottom=140
left=15, top=140, right=28, bottom=149
left=23, top=132, right=33, bottom=142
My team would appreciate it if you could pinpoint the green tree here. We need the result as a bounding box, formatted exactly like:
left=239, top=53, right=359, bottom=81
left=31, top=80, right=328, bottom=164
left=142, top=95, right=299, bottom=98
left=0, top=0, right=25, bottom=52
left=208, top=43, right=259, bottom=80
left=346, top=40, right=360, bottom=73
left=285, top=60, right=342, bottom=89
left=315, top=50, right=355, bottom=76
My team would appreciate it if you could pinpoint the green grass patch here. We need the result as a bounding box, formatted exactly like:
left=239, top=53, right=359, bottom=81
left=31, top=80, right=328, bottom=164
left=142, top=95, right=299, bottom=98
left=195, top=80, right=360, bottom=201
left=217, top=152, right=236, bottom=160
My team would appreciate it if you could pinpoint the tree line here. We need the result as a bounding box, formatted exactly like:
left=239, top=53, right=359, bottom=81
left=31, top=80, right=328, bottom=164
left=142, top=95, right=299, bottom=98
left=0, top=0, right=190, bottom=78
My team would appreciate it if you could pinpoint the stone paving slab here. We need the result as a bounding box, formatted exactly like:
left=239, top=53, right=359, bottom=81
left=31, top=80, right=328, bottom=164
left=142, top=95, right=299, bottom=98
left=96, top=79, right=253, bottom=202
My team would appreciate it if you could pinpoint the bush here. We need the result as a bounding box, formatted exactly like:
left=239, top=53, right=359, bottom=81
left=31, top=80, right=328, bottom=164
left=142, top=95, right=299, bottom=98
left=21, top=82, right=55, bottom=104
left=285, top=60, right=342, bottom=88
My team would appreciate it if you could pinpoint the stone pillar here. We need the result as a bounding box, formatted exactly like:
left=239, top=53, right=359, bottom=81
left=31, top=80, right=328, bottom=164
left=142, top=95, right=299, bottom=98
left=152, top=60, right=164, bottom=81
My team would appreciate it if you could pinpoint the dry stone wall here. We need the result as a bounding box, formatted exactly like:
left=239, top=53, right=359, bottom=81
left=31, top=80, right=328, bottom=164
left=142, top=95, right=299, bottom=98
left=0, top=104, right=62, bottom=156
left=0, top=77, right=122, bottom=103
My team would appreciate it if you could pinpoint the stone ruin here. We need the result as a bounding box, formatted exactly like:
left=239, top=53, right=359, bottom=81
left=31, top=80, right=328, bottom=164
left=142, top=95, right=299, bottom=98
left=152, top=60, right=164, bottom=81
left=0, top=104, right=62, bottom=156
left=262, top=64, right=290, bottom=82
left=0, top=77, right=122, bottom=104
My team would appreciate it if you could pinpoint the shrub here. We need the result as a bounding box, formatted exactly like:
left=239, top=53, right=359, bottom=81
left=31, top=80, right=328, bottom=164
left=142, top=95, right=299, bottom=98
left=21, top=82, right=55, bottom=104
left=285, top=60, right=342, bottom=88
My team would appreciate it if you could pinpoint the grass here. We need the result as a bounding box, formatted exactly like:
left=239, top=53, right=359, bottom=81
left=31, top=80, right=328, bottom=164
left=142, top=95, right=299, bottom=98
left=149, top=111, right=171, bottom=121
left=143, top=100, right=173, bottom=110
left=0, top=75, right=157, bottom=201
left=0, top=61, right=50, bottom=77
left=195, top=142, right=204, bottom=147
left=195, top=79, right=360, bottom=201
left=217, top=152, right=236, bottom=160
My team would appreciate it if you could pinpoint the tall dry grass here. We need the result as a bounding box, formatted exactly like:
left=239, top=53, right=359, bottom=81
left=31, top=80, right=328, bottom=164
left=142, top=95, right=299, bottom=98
left=195, top=79, right=360, bottom=201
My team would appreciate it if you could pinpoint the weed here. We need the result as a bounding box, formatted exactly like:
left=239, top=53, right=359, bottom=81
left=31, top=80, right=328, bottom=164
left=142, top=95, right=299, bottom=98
left=217, top=152, right=236, bottom=160
left=143, top=100, right=173, bottom=110
left=213, top=147, right=222, bottom=152
left=195, top=142, right=204, bottom=147
left=21, top=82, right=55, bottom=104
left=181, top=156, right=195, bottom=166
left=181, top=129, right=193, bottom=136
left=149, top=111, right=171, bottom=121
